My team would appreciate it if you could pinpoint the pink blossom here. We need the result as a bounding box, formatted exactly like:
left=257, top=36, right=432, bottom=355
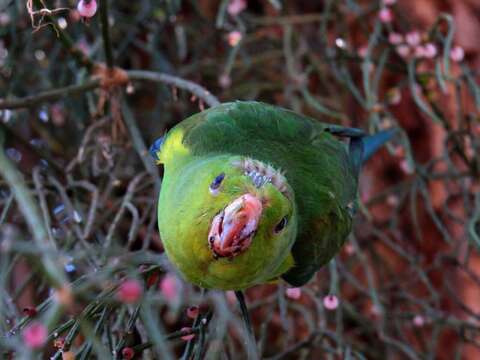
left=414, top=45, right=427, bottom=58
left=323, top=295, right=339, bottom=310
left=388, top=32, right=403, bottom=45
left=413, top=315, right=425, bottom=327
left=396, top=44, right=410, bottom=58
left=406, top=31, right=421, bottom=47
left=378, top=8, right=393, bottom=23
left=22, top=322, right=48, bottom=349
left=117, top=279, right=143, bottom=304
left=285, top=287, right=302, bottom=300
left=423, top=43, right=437, bottom=59
left=77, top=0, right=97, bottom=18
left=227, top=0, right=247, bottom=16
left=180, top=327, right=195, bottom=341
left=450, top=46, right=465, bottom=62
left=160, top=273, right=179, bottom=302
left=227, top=31, right=242, bottom=47
left=383, top=0, right=397, bottom=5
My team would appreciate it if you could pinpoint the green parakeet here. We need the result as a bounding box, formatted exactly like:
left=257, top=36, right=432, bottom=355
left=151, top=101, right=394, bottom=290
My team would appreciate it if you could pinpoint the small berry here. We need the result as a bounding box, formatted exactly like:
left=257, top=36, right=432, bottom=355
left=227, top=0, right=247, bottom=16
left=23, top=307, right=37, bottom=317
left=122, top=347, right=135, bottom=360
left=285, top=287, right=302, bottom=300
left=450, top=46, right=465, bottom=62
left=117, top=279, right=143, bottom=304
left=186, top=306, right=200, bottom=319
left=227, top=31, right=242, bottom=47
left=22, top=322, right=48, bottom=349
left=53, top=337, right=65, bottom=349
left=77, top=0, right=98, bottom=18
left=323, top=295, right=339, bottom=310
left=413, top=315, right=425, bottom=327
left=378, top=8, right=393, bottom=23
left=160, top=273, right=179, bottom=302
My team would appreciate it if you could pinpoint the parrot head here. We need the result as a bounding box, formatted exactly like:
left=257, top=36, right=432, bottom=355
left=157, top=154, right=297, bottom=290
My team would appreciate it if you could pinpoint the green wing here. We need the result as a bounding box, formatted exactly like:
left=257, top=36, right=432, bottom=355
left=167, top=101, right=358, bottom=286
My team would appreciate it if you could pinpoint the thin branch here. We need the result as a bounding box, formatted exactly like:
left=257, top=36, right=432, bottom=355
left=99, top=0, right=114, bottom=68
left=0, top=70, right=220, bottom=110
left=0, top=128, right=68, bottom=288
left=127, top=70, right=220, bottom=107
left=0, top=80, right=100, bottom=110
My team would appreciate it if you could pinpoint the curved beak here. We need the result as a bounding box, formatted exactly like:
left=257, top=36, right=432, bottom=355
left=208, top=194, right=263, bottom=258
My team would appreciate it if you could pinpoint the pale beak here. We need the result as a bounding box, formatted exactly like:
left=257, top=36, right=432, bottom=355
left=208, top=194, right=263, bottom=258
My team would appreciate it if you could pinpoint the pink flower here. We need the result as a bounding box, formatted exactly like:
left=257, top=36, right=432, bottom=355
left=388, top=32, right=403, bottom=45
left=186, top=306, right=199, bottom=319
left=450, top=46, right=465, bottom=62
left=396, top=44, right=410, bottom=58
left=323, top=295, right=339, bottom=310
left=424, top=43, right=437, bottom=59
left=77, top=0, right=97, bottom=18
left=378, top=8, right=393, bottom=23
left=383, top=0, right=397, bottom=5
left=117, top=279, right=143, bottom=304
left=414, top=45, right=427, bottom=58
left=22, top=322, right=48, bottom=349
left=227, top=0, right=247, bottom=16
left=406, top=31, right=421, bottom=47
left=227, top=31, right=242, bottom=47
left=160, top=273, right=179, bottom=302
left=180, top=327, right=195, bottom=341
left=285, top=287, right=302, bottom=300
left=413, top=315, right=425, bottom=327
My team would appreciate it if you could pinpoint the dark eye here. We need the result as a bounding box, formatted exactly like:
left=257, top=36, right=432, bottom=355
left=274, top=216, right=288, bottom=233
left=209, top=172, right=225, bottom=192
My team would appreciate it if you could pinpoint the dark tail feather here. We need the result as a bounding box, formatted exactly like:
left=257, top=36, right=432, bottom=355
left=361, top=128, right=397, bottom=163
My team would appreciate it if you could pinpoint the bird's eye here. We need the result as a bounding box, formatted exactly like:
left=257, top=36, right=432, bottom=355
left=274, top=216, right=288, bottom=233
left=209, top=172, right=225, bottom=194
